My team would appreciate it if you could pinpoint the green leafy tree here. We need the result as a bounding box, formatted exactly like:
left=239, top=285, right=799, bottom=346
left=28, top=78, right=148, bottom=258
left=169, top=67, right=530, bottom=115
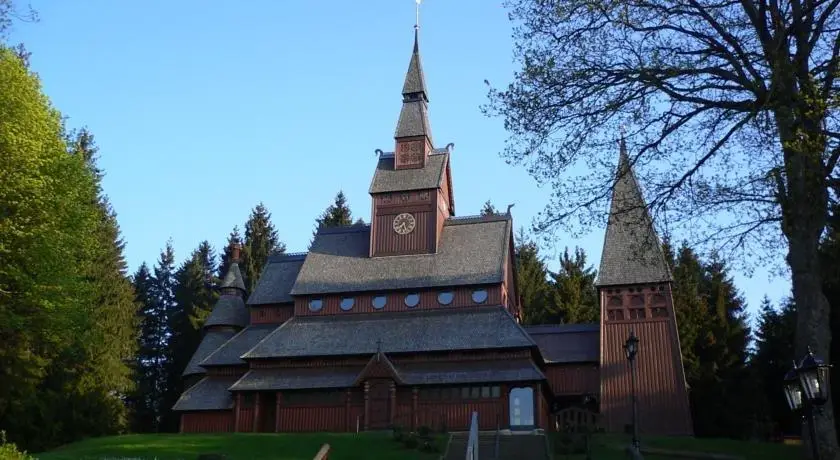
left=242, top=203, right=285, bottom=292
left=548, top=247, right=598, bottom=324
left=0, top=47, right=100, bottom=449
left=513, top=228, right=552, bottom=325
left=486, top=2, right=840, bottom=453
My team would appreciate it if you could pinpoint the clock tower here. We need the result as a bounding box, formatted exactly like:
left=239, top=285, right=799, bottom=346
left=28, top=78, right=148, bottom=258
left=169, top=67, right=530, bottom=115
left=367, top=27, right=455, bottom=257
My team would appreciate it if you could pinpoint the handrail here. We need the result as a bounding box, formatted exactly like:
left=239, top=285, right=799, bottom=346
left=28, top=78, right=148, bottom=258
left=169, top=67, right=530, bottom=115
left=465, top=411, right=479, bottom=460
left=313, top=443, right=330, bottom=460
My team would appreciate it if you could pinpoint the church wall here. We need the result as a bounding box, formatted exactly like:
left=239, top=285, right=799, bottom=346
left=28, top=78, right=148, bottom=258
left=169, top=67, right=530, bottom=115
left=599, top=284, right=692, bottom=436
left=180, top=411, right=234, bottom=433
left=544, top=364, right=599, bottom=396
left=371, top=189, right=436, bottom=256
left=250, top=304, right=294, bottom=324
left=294, top=285, right=502, bottom=316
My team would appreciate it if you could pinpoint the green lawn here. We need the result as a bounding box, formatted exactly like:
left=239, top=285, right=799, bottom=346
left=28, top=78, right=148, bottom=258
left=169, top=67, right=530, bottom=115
left=36, top=433, right=445, bottom=460
left=553, top=433, right=799, bottom=460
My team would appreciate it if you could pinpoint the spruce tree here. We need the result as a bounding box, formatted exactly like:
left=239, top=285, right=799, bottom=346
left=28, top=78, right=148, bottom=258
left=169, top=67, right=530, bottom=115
left=751, top=297, right=798, bottom=437
left=480, top=200, right=498, bottom=216
left=310, top=191, right=355, bottom=247
left=242, top=203, right=285, bottom=292
left=513, top=228, right=552, bottom=324
left=548, top=247, right=598, bottom=324
left=162, top=241, right=217, bottom=431
left=128, top=263, right=156, bottom=433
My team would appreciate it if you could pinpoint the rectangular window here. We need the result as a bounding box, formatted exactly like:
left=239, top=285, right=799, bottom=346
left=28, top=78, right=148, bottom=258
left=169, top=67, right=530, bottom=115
left=481, top=386, right=491, bottom=398
left=430, top=388, right=441, bottom=400
left=461, top=387, right=470, bottom=399
left=491, top=386, right=501, bottom=398
left=471, top=387, right=481, bottom=399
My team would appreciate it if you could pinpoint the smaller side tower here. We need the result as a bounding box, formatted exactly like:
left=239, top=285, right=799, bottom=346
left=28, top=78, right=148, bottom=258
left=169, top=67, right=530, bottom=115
left=181, top=243, right=249, bottom=389
left=596, top=139, right=693, bottom=436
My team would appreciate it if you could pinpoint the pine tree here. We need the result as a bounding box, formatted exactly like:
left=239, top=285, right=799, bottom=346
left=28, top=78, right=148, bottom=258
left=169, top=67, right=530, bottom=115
left=310, top=191, right=356, bottom=248
left=667, top=243, right=708, bottom=383
left=751, top=297, right=798, bottom=438
left=128, top=263, right=156, bottom=433
left=218, top=226, right=242, bottom=280
left=513, top=228, right=552, bottom=325
left=480, top=200, right=498, bottom=216
left=317, top=191, right=354, bottom=228
left=242, top=203, right=285, bottom=292
left=548, top=247, right=598, bottom=324
left=162, top=241, right=217, bottom=432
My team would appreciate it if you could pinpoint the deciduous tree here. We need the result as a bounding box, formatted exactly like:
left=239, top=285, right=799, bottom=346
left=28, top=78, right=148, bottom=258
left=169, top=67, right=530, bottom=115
left=486, top=2, right=840, bottom=454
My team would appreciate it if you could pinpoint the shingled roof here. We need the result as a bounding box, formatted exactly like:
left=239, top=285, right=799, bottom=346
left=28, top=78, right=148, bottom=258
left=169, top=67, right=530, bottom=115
left=172, top=376, right=237, bottom=411
left=369, top=151, right=448, bottom=194
left=244, top=306, right=535, bottom=359
left=524, top=324, right=600, bottom=364
left=182, top=329, right=238, bottom=377
left=220, top=262, right=246, bottom=292
left=230, top=367, right=364, bottom=391
left=247, top=253, right=306, bottom=305
left=596, top=141, right=672, bottom=287
left=290, top=215, right=511, bottom=296
left=200, top=324, right=276, bottom=367
left=395, top=28, right=433, bottom=141
left=204, top=295, right=249, bottom=329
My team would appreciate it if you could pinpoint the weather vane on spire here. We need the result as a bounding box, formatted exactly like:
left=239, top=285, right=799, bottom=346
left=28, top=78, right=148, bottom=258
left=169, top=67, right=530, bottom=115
left=415, top=0, right=422, bottom=30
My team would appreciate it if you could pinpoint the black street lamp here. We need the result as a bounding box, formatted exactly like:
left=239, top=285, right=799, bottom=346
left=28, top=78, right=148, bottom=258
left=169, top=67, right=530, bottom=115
left=783, top=347, right=832, bottom=460
left=624, top=330, right=642, bottom=458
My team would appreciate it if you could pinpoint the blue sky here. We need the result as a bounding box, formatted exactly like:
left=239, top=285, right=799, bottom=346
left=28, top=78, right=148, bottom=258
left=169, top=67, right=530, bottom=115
left=11, top=0, right=789, bottom=320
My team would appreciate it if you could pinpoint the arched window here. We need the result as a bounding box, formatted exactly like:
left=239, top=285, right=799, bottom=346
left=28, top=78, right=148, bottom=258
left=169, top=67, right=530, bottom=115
left=340, top=297, right=354, bottom=311
left=308, top=299, right=323, bottom=312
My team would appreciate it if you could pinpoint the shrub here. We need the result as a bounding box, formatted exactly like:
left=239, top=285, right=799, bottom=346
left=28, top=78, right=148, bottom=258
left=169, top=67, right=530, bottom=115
left=391, top=425, right=405, bottom=442
left=403, top=433, right=419, bottom=449
left=417, top=425, right=432, bottom=437
left=0, top=432, right=34, bottom=460
left=419, top=437, right=441, bottom=453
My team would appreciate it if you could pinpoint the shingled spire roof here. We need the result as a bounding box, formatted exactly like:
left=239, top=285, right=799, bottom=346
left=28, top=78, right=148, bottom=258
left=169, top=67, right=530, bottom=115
left=395, top=28, right=433, bottom=141
left=219, top=243, right=246, bottom=294
left=596, top=137, right=672, bottom=287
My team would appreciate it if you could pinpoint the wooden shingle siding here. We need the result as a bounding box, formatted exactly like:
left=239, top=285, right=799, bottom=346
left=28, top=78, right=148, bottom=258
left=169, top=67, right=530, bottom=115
left=181, top=411, right=234, bottom=433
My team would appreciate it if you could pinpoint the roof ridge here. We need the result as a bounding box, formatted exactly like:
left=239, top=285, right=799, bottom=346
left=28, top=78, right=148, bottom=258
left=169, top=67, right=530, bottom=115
left=445, top=214, right=511, bottom=225
left=267, top=252, right=308, bottom=263
left=316, top=223, right=370, bottom=235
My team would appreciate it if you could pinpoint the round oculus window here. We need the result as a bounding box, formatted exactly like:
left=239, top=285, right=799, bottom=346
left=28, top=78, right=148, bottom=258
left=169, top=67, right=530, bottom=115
left=340, top=297, right=355, bottom=311
left=372, top=296, right=387, bottom=310
left=405, top=293, right=420, bottom=308
left=308, top=299, right=323, bottom=312
left=438, top=291, right=454, bottom=306
left=472, top=289, right=488, bottom=304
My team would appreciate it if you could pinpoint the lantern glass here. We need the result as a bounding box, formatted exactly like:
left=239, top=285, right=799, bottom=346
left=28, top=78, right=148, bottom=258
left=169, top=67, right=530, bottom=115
left=784, top=379, right=803, bottom=410
left=798, top=351, right=831, bottom=406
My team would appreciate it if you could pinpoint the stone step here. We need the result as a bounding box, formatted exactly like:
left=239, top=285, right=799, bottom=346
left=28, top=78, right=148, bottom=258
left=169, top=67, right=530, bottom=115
left=444, top=433, right=550, bottom=460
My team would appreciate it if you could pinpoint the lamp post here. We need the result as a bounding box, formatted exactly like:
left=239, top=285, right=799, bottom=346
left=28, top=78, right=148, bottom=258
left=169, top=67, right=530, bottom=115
left=624, top=330, right=641, bottom=458
left=783, top=347, right=832, bottom=460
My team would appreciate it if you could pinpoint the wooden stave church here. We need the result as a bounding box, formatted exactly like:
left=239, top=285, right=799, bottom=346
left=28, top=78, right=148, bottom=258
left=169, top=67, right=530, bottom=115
left=172, top=28, right=694, bottom=437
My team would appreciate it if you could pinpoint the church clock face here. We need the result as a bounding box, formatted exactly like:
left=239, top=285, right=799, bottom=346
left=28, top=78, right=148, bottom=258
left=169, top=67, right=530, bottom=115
left=392, top=213, right=416, bottom=235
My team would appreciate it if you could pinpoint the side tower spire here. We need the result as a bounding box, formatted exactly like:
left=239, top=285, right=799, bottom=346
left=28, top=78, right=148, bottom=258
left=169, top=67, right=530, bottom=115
left=595, top=136, right=693, bottom=436
left=394, top=25, right=433, bottom=169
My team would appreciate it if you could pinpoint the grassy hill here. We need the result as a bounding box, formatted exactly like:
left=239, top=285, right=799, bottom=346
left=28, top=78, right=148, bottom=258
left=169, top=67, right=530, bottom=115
left=36, top=433, right=441, bottom=460
left=34, top=431, right=799, bottom=460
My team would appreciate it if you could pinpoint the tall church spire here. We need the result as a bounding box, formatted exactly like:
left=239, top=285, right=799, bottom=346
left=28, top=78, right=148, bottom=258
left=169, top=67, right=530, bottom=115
left=596, top=136, right=671, bottom=286
left=394, top=26, right=433, bottom=169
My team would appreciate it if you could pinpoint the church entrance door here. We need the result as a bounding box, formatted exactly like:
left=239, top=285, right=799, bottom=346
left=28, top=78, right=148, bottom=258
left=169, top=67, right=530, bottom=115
left=367, top=379, right=392, bottom=430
